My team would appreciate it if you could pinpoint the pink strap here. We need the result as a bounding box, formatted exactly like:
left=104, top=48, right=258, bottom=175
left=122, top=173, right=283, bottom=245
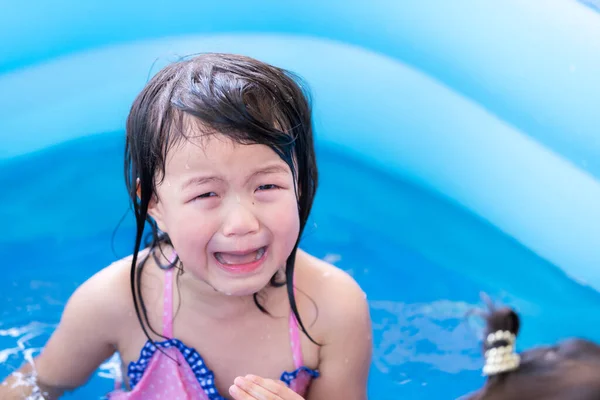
left=289, top=272, right=305, bottom=369
left=289, top=312, right=304, bottom=369
left=162, top=252, right=177, bottom=338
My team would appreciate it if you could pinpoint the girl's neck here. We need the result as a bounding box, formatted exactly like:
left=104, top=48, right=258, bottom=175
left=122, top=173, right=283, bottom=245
left=178, top=272, right=273, bottom=321
left=152, top=244, right=287, bottom=321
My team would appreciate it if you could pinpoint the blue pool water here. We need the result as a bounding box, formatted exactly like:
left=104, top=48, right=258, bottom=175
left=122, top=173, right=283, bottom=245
left=2, top=133, right=600, bottom=399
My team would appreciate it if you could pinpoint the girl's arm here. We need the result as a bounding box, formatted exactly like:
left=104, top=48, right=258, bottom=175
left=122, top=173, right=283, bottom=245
left=0, top=267, right=123, bottom=399
left=0, top=362, right=66, bottom=400
left=306, top=271, right=372, bottom=400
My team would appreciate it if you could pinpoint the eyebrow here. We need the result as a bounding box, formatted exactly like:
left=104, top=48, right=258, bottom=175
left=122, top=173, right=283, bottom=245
left=181, top=176, right=222, bottom=190
left=249, top=164, right=290, bottom=179
left=180, top=164, right=290, bottom=190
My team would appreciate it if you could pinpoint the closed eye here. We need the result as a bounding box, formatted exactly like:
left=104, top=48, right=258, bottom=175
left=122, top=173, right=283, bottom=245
left=257, top=184, right=280, bottom=191
left=196, top=192, right=217, bottom=199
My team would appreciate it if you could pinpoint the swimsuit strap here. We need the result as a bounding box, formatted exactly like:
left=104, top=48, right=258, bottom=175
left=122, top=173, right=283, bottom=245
left=162, top=252, right=177, bottom=338
left=289, top=271, right=304, bottom=369
left=289, top=311, right=304, bottom=369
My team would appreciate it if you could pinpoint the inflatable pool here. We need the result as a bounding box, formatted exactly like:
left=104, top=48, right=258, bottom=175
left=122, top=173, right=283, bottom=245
left=1, top=1, right=599, bottom=399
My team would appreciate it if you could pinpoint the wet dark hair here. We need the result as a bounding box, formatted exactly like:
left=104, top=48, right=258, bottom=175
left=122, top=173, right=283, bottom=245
left=123, top=53, right=318, bottom=345
left=463, top=301, right=600, bottom=400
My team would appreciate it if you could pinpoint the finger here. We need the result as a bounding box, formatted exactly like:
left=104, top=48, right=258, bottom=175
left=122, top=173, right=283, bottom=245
left=229, top=382, right=258, bottom=400
left=234, top=376, right=281, bottom=400
left=245, top=375, right=303, bottom=399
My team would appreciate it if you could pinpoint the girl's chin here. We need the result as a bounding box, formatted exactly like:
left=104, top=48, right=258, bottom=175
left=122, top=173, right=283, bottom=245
left=211, top=268, right=284, bottom=297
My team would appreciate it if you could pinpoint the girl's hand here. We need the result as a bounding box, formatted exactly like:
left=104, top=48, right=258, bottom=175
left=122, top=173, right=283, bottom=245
left=229, top=375, right=304, bottom=400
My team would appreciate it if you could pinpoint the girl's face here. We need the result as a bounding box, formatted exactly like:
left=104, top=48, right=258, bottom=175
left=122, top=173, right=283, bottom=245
left=149, top=133, right=300, bottom=296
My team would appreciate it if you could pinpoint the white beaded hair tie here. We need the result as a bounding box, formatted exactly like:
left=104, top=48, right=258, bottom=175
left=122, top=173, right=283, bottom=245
left=483, top=330, right=521, bottom=376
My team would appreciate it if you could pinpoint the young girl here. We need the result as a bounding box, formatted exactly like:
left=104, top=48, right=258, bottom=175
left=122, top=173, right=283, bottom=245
left=0, top=53, right=372, bottom=399
left=462, top=302, right=600, bottom=399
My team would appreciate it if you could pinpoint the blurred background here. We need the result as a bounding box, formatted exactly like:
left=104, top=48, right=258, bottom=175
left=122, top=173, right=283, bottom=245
left=1, top=1, right=600, bottom=399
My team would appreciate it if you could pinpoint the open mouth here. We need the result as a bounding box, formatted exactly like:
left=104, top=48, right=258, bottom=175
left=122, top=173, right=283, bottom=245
left=214, top=246, right=267, bottom=268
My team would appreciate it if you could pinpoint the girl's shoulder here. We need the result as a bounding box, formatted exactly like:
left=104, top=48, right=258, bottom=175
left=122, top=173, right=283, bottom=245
left=65, top=248, right=156, bottom=337
left=294, top=250, right=370, bottom=341
left=21, top=250, right=156, bottom=392
left=295, top=249, right=359, bottom=291
left=85, top=248, right=150, bottom=301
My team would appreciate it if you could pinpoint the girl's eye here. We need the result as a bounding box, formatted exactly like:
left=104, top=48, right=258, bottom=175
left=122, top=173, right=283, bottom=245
left=257, top=184, right=280, bottom=191
left=196, top=192, right=217, bottom=199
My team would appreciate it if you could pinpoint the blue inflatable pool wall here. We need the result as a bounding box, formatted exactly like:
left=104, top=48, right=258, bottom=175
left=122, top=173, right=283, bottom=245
left=1, top=1, right=600, bottom=290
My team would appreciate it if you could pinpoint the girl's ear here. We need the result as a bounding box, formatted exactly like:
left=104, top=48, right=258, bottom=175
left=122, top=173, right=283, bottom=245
left=137, top=178, right=168, bottom=232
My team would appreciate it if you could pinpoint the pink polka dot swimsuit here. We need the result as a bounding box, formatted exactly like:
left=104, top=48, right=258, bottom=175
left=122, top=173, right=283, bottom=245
left=108, top=267, right=319, bottom=399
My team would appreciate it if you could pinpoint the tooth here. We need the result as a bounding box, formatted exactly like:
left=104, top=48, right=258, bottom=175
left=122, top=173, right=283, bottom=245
left=255, top=248, right=264, bottom=260
left=215, top=253, right=225, bottom=264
